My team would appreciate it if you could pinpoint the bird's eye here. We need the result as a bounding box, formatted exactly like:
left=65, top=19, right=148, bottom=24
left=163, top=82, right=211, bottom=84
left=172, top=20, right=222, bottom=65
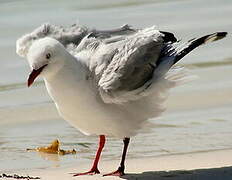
left=46, top=53, right=51, bottom=59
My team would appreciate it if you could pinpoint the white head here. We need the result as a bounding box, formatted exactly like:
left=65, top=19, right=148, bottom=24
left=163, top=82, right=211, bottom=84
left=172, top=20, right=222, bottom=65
left=27, top=37, right=67, bottom=87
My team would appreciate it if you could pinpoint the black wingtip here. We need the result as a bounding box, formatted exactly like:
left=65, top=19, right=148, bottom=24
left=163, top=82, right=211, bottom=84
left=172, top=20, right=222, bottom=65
left=172, top=31, right=228, bottom=64
left=204, top=32, right=228, bottom=43
left=217, top=32, right=228, bottom=37
left=215, top=32, right=228, bottom=40
left=160, top=31, right=178, bottom=43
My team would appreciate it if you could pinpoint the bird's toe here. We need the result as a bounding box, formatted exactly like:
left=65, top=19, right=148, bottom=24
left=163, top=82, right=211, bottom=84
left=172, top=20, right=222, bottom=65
left=72, top=168, right=100, bottom=176
left=103, top=167, right=125, bottom=177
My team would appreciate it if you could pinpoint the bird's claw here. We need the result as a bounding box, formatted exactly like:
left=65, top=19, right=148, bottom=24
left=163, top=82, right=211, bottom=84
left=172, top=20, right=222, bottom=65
left=103, top=167, right=125, bottom=177
left=72, top=168, right=100, bottom=176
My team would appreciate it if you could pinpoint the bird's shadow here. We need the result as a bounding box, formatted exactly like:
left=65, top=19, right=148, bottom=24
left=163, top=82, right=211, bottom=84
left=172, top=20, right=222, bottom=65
left=121, top=166, right=232, bottom=180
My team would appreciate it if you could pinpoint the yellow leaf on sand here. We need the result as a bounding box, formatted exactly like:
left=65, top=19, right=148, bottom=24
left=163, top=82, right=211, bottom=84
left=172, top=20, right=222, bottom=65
left=27, top=139, right=77, bottom=155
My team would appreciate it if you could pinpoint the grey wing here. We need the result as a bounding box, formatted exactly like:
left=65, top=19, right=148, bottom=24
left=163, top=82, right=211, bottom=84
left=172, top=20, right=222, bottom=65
left=16, top=23, right=88, bottom=57
left=59, top=24, right=137, bottom=55
left=92, top=24, right=136, bottom=38
left=16, top=23, right=136, bottom=57
left=97, top=26, right=165, bottom=103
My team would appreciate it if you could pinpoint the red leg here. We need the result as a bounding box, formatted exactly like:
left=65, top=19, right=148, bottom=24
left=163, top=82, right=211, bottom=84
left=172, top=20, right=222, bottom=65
left=104, top=137, right=130, bottom=176
left=73, top=135, right=105, bottom=176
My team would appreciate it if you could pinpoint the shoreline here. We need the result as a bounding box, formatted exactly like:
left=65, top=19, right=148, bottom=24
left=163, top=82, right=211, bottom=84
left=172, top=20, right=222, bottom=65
left=6, top=149, right=232, bottom=180
left=1, top=65, right=232, bottom=126
left=1, top=58, right=232, bottom=92
left=1, top=64, right=232, bottom=174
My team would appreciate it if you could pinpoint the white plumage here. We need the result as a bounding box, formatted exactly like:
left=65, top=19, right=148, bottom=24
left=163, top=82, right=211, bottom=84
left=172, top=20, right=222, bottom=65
left=24, top=26, right=185, bottom=138
left=17, top=24, right=227, bottom=138
left=17, top=23, right=227, bottom=176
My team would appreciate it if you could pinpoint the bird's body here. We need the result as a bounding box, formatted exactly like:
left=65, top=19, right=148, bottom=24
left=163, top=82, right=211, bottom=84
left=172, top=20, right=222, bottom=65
left=27, top=26, right=185, bottom=138
left=43, top=53, right=135, bottom=138
left=18, top=23, right=227, bottom=176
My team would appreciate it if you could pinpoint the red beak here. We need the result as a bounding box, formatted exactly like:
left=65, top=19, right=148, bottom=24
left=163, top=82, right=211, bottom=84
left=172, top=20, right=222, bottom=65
left=27, top=64, right=47, bottom=87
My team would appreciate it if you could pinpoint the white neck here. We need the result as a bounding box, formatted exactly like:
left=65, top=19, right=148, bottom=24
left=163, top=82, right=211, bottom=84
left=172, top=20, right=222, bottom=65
left=42, top=52, right=101, bottom=118
left=44, top=52, right=86, bottom=95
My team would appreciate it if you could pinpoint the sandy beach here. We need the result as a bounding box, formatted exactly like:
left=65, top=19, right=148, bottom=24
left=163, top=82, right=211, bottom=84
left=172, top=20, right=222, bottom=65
left=1, top=62, right=232, bottom=178
left=4, top=149, right=231, bottom=180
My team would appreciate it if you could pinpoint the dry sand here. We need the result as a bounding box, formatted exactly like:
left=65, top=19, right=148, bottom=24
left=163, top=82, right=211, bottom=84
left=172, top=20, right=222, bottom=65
left=6, top=149, right=231, bottom=180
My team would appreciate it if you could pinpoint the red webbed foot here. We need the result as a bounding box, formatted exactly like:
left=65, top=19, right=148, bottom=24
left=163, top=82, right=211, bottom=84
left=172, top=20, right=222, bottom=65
left=72, top=168, right=100, bottom=176
left=103, top=166, right=125, bottom=177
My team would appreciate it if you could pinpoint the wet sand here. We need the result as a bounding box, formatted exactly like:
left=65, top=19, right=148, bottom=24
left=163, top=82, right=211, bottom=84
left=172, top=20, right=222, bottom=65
left=10, top=149, right=232, bottom=180
left=0, top=65, right=232, bottom=176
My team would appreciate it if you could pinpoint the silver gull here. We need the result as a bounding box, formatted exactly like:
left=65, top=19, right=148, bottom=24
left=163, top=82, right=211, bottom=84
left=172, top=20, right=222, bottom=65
left=17, top=24, right=227, bottom=176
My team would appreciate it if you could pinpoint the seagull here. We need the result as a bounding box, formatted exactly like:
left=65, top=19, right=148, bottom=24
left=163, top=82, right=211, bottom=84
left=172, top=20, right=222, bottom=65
left=16, top=23, right=135, bottom=58
left=17, top=24, right=227, bottom=176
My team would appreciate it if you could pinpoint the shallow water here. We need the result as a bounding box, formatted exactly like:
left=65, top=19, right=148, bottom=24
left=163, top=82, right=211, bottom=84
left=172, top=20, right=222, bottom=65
left=0, top=65, right=231, bottom=172
left=1, top=105, right=232, bottom=172
left=0, top=0, right=232, bottom=172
